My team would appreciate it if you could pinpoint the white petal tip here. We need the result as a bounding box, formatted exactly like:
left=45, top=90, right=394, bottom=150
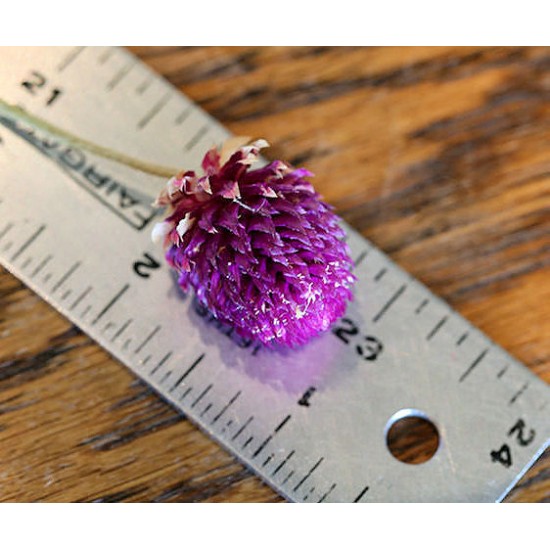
left=176, top=213, right=194, bottom=239
left=252, top=138, right=269, bottom=149
left=151, top=221, right=172, bottom=244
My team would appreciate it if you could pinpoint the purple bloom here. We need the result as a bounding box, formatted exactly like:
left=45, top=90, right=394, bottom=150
left=153, top=139, right=355, bottom=347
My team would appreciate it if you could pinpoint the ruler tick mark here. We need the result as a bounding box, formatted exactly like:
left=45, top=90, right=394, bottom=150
left=456, top=332, right=469, bottom=346
left=11, top=224, right=45, bottom=262
left=21, top=257, right=32, bottom=269
left=426, top=315, right=448, bottom=341
left=509, top=383, right=529, bottom=405
left=150, top=351, right=172, bottom=375
left=111, top=318, right=132, bottom=342
left=200, top=403, right=212, bottom=417
left=353, top=485, right=370, bottom=502
left=318, top=483, right=337, bottom=503
left=175, top=105, right=193, bottom=125
left=137, top=92, right=170, bottom=129
left=91, top=283, right=130, bottom=326
left=231, top=416, right=254, bottom=441
left=169, top=353, right=205, bottom=392
left=253, top=415, right=291, bottom=458
left=374, top=267, right=387, bottom=281
left=275, top=414, right=292, bottom=433
left=107, top=62, right=135, bottom=90
left=103, top=321, right=115, bottom=333
left=222, top=419, right=234, bottom=434
left=282, top=471, right=294, bottom=485
left=353, top=249, right=369, bottom=268
left=242, top=436, right=254, bottom=449
left=293, top=457, right=324, bottom=492
left=52, top=261, right=81, bottom=293
left=159, top=370, right=172, bottom=385
left=136, top=77, right=153, bottom=95
left=415, top=298, right=429, bottom=314
left=211, top=390, right=241, bottom=425
left=0, top=222, right=14, bottom=242
left=372, top=284, right=407, bottom=323
left=191, top=384, right=213, bottom=408
left=252, top=435, right=272, bottom=458
left=272, top=450, right=295, bottom=476
left=141, top=355, right=151, bottom=366
left=98, top=48, right=115, bottom=64
left=61, top=289, right=71, bottom=301
left=58, top=47, right=85, bottom=72
left=262, top=454, right=274, bottom=468
left=134, top=325, right=161, bottom=354
left=31, top=254, right=53, bottom=278
left=180, top=386, right=192, bottom=401
left=497, top=364, right=509, bottom=379
left=459, top=348, right=489, bottom=383
left=185, top=124, right=209, bottom=151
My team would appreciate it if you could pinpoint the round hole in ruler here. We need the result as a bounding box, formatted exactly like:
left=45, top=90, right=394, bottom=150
left=385, top=409, right=440, bottom=465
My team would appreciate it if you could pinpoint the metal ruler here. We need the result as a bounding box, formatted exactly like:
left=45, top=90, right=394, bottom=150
left=0, top=47, right=548, bottom=502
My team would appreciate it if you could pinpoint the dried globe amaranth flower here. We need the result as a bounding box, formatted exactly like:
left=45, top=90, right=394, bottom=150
left=153, top=139, right=356, bottom=347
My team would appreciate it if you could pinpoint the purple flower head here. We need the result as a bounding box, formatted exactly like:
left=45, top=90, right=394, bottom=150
left=153, top=139, right=355, bottom=347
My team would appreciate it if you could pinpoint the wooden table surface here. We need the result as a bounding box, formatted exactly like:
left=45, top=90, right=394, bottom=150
left=1, top=46, right=548, bottom=502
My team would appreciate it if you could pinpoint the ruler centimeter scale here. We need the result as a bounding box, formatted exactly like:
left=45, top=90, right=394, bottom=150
left=0, top=47, right=548, bottom=502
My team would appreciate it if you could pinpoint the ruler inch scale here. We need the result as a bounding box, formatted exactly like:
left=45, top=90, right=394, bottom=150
left=0, top=47, right=548, bottom=503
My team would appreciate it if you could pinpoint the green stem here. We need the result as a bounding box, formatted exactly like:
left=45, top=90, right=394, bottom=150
left=0, top=98, right=179, bottom=179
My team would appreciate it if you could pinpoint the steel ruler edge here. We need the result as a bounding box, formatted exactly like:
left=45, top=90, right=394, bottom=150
left=0, top=47, right=548, bottom=503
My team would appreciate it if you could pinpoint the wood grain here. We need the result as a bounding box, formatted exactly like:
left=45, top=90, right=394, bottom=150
left=1, top=46, right=549, bottom=502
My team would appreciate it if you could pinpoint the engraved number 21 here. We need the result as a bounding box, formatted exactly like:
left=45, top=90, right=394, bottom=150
left=21, top=70, right=63, bottom=106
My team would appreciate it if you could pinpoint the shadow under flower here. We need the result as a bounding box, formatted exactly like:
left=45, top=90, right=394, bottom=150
left=188, top=295, right=362, bottom=396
